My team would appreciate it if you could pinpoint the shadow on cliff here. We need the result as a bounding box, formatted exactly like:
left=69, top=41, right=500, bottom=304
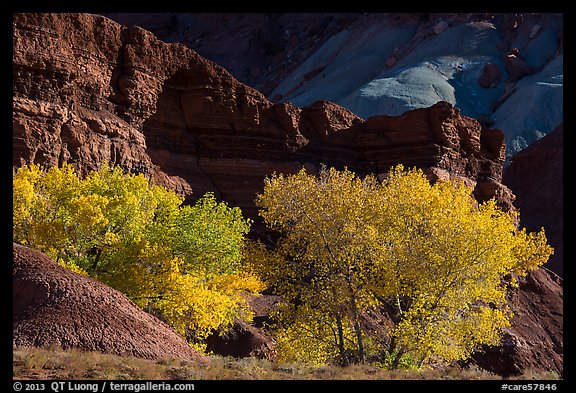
left=142, top=69, right=223, bottom=203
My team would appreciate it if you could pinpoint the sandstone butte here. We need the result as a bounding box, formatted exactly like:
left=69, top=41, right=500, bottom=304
left=12, top=13, right=562, bottom=377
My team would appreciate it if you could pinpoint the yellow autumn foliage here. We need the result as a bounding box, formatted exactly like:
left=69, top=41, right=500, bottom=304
left=255, top=165, right=553, bottom=367
left=13, top=163, right=263, bottom=349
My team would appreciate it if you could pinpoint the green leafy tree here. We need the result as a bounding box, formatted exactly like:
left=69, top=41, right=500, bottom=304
left=13, top=163, right=264, bottom=349
left=254, top=165, right=552, bottom=367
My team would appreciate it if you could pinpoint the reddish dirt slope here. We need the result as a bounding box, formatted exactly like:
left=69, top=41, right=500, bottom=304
left=469, top=268, right=563, bottom=377
left=13, top=242, right=203, bottom=361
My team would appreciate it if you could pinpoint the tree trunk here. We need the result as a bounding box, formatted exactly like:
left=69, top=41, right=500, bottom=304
left=335, top=313, right=348, bottom=365
left=91, top=248, right=102, bottom=271
left=392, top=347, right=407, bottom=369
left=350, top=294, right=365, bottom=363
left=388, top=335, right=406, bottom=369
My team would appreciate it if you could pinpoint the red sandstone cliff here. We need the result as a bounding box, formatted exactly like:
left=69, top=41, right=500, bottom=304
left=503, top=125, right=563, bottom=276
left=13, top=12, right=513, bottom=223
left=470, top=268, right=563, bottom=377
left=12, top=13, right=562, bottom=377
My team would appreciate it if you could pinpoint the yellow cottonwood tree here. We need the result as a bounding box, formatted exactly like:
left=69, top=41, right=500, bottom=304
left=255, top=165, right=552, bottom=367
left=255, top=167, right=390, bottom=365
left=377, top=166, right=551, bottom=366
left=13, top=163, right=264, bottom=348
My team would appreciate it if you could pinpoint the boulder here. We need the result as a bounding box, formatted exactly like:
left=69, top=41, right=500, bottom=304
left=478, top=63, right=503, bottom=88
left=504, top=50, right=532, bottom=81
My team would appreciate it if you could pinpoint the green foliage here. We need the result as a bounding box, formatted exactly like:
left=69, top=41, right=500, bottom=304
left=13, top=163, right=264, bottom=346
left=373, top=350, right=421, bottom=371
left=255, top=165, right=553, bottom=367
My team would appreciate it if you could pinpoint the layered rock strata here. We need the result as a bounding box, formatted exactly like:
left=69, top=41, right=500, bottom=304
left=12, top=12, right=562, bottom=377
left=13, top=13, right=513, bottom=223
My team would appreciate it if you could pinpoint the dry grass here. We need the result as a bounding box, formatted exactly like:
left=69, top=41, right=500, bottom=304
left=13, top=347, right=560, bottom=380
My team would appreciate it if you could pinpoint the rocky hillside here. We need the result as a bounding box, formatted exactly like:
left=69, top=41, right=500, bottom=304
left=12, top=242, right=563, bottom=377
left=12, top=13, right=563, bottom=377
left=13, top=12, right=513, bottom=225
left=470, top=268, right=563, bottom=377
left=13, top=243, right=203, bottom=361
left=104, top=13, right=563, bottom=158
left=503, top=125, right=563, bottom=276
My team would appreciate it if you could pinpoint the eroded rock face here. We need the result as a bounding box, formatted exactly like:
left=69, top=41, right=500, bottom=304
left=12, top=13, right=513, bottom=223
left=12, top=13, right=562, bottom=376
left=503, top=125, right=563, bottom=276
left=101, top=13, right=365, bottom=98
left=13, top=243, right=203, bottom=361
left=469, top=268, right=563, bottom=377
left=205, top=322, right=276, bottom=361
